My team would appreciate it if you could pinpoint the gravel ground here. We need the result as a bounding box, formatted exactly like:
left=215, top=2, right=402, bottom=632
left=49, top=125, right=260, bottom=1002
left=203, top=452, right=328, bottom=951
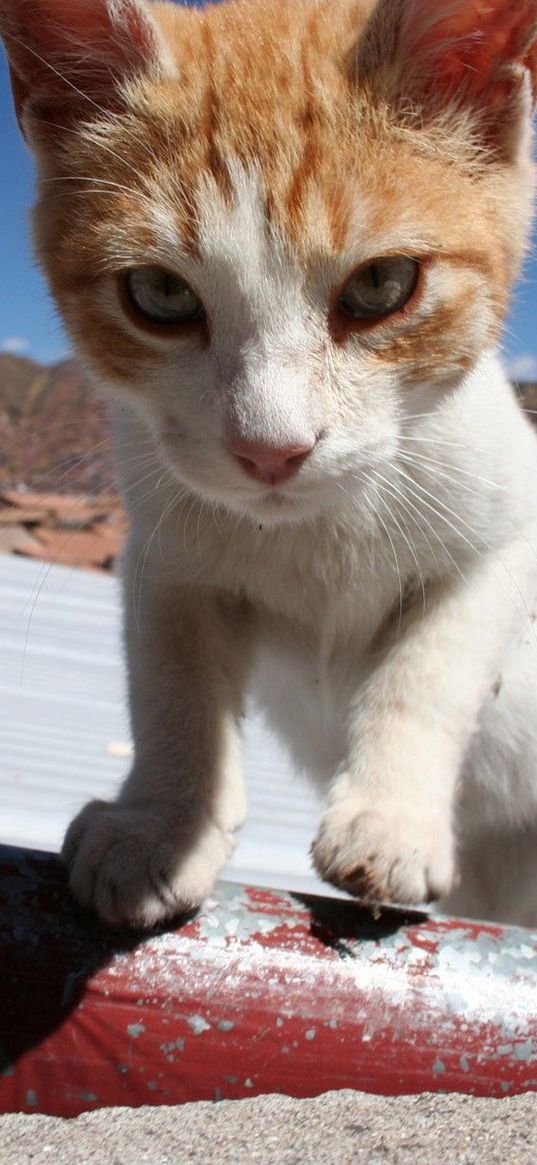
left=1, top=1090, right=536, bottom=1165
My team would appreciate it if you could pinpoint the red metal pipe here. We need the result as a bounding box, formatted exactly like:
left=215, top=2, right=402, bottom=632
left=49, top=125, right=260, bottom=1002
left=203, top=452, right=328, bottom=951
left=1, top=845, right=536, bottom=1116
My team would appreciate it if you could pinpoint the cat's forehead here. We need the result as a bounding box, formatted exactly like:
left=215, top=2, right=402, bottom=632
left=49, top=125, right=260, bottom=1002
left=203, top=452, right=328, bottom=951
left=69, top=8, right=475, bottom=268
left=80, top=116, right=492, bottom=283
left=129, top=0, right=384, bottom=253
left=154, top=0, right=369, bottom=94
left=45, top=0, right=513, bottom=303
left=97, top=0, right=491, bottom=257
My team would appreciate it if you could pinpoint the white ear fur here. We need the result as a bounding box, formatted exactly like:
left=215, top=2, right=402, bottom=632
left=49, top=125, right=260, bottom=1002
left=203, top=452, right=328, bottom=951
left=0, top=0, right=172, bottom=134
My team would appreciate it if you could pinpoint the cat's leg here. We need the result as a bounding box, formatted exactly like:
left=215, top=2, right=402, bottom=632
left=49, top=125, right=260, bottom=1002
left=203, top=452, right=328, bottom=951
left=440, top=628, right=537, bottom=925
left=63, top=553, right=252, bottom=927
left=312, top=544, right=535, bottom=908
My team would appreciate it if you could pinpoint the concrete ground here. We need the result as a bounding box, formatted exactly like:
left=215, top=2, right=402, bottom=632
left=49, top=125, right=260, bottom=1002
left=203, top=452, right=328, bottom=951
left=1, top=1090, right=536, bottom=1164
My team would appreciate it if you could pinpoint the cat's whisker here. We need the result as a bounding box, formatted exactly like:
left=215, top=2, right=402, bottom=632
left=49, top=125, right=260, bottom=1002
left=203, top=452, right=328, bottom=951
left=377, top=480, right=445, bottom=579
left=400, top=459, right=537, bottom=593
left=2, top=420, right=157, bottom=498
left=38, top=438, right=119, bottom=493
left=156, top=476, right=187, bottom=567
left=110, top=450, right=160, bottom=474
left=121, top=462, right=170, bottom=510
left=348, top=464, right=462, bottom=588
left=389, top=461, right=487, bottom=552
left=132, top=472, right=180, bottom=630
left=209, top=498, right=225, bottom=539
left=397, top=434, right=478, bottom=451
left=396, top=451, right=500, bottom=503
left=364, top=471, right=427, bottom=616
left=396, top=452, right=537, bottom=587
left=159, top=485, right=188, bottom=565
left=348, top=465, right=472, bottom=588
left=2, top=424, right=112, bottom=469
left=391, top=463, right=527, bottom=581
left=389, top=463, right=537, bottom=645
left=396, top=447, right=505, bottom=492
left=375, top=468, right=470, bottom=585
left=374, top=476, right=434, bottom=577
left=195, top=495, right=208, bottom=561
left=180, top=490, right=205, bottom=573
left=400, top=411, right=441, bottom=424
left=336, top=477, right=405, bottom=631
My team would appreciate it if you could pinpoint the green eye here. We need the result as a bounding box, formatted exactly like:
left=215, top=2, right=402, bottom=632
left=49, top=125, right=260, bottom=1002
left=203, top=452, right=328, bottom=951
left=339, top=257, right=419, bottom=320
left=125, top=267, right=205, bottom=325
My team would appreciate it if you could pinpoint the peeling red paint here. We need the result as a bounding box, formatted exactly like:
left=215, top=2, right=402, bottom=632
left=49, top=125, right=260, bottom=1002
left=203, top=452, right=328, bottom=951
left=1, top=845, right=537, bottom=1117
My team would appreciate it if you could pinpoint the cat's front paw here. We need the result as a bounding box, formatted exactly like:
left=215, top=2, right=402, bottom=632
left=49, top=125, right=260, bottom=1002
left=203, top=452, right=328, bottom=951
left=311, top=800, right=455, bottom=907
left=62, top=799, right=236, bottom=928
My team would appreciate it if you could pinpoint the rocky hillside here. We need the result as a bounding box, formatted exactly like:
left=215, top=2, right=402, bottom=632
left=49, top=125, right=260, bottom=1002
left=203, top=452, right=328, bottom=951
left=1, top=354, right=536, bottom=494
left=0, top=354, right=113, bottom=493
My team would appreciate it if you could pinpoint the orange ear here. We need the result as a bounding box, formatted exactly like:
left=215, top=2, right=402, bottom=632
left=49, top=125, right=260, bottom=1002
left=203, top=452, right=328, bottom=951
left=355, top=0, right=537, bottom=157
left=0, top=0, right=167, bottom=135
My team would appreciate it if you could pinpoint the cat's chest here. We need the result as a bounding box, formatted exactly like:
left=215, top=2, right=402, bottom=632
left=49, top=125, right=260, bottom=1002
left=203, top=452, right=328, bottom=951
left=249, top=589, right=382, bottom=782
left=172, top=509, right=391, bottom=635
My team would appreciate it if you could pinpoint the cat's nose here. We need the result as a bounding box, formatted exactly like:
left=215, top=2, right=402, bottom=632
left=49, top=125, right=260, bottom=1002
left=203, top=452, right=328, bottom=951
left=228, top=435, right=316, bottom=486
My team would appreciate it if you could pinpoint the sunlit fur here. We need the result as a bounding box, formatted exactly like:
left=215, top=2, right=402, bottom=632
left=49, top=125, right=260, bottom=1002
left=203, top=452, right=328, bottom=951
left=3, top=0, right=537, bottom=926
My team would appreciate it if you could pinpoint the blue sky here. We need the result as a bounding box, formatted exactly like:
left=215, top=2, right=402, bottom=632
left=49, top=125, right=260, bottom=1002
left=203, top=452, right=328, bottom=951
left=1, top=40, right=536, bottom=377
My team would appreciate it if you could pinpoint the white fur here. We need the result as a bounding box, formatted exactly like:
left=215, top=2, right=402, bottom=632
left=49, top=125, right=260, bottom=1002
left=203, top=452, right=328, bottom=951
left=60, top=159, right=537, bottom=928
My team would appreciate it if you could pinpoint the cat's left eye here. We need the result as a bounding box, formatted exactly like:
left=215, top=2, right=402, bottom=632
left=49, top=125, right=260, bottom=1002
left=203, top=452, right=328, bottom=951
left=339, top=257, right=420, bottom=321
left=125, top=267, right=205, bottom=326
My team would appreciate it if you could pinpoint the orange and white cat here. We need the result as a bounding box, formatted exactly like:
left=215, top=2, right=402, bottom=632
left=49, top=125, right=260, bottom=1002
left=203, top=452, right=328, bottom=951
left=3, top=0, right=537, bottom=927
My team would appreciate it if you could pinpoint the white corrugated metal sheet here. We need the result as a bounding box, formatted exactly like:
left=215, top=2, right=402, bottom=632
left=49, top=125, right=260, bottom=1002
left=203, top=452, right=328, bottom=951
left=0, top=555, right=333, bottom=895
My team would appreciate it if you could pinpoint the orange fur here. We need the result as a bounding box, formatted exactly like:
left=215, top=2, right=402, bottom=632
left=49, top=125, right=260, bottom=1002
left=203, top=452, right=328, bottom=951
left=2, top=0, right=534, bottom=391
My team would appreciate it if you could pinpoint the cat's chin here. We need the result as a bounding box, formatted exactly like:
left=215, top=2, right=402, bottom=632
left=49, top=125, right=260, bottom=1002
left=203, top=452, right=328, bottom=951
left=228, top=487, right=329, bottom=527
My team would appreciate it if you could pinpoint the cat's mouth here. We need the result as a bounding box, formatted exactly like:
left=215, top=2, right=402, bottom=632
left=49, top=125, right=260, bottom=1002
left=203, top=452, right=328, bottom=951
left=257, top=489, right=296, bottom=507
left=238, top=482, right=329, bottom=525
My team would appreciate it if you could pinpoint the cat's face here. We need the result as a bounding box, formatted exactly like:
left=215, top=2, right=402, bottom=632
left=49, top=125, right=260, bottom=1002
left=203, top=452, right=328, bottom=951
left=2, top=0, right=537, bottom=524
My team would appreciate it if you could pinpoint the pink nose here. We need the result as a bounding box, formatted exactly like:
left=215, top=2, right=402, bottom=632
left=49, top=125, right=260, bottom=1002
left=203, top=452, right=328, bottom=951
left=229, top=436, right=315, bottom=486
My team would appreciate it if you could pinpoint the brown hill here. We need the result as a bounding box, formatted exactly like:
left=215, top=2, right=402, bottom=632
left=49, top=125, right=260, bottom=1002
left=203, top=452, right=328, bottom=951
left=0, top=354, right=114, bottom=493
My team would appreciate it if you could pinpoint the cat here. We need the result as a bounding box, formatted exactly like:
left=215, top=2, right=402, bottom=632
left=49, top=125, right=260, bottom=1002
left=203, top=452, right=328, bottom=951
left=2, top=0, right=537, bottom=929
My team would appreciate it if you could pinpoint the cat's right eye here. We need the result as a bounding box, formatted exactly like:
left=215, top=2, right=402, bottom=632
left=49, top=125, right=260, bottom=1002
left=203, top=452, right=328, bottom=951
left=124, top=267, right=205, bottom=327
left=338, top=257, right=420, bottom=322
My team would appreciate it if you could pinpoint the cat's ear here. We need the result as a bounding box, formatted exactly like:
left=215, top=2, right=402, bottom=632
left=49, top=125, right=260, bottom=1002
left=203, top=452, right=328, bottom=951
left=354, top=0, right=537, bottom=161
left=0, top=0, right=171, bottom=139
